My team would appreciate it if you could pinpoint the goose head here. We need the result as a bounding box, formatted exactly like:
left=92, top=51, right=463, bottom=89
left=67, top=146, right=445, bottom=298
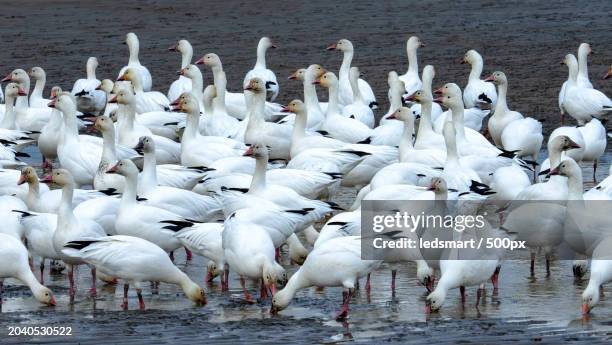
left=33, top=285, right=56, bottom=306
left=106, top=159, right=138, bottom=178
left=134, top=135, right=155, bottom=155
left=433, top=82, right=462, bottom=97
left=28, top=67, right=46, bottom=81
left=483, top=71, right=507, bottom=85
left=182, top=279, right=207, bottom=305
left=327, top=38, right=353, bottom=52
left=305, top=64, right=325, bottom=82
left=4, top=82, right=27, bottom=99
left=40, top=169, right=76, bottom=187
left=433, top=85, right=463, bottom=109
left=427, top=177, right=448, bottom=192
left=125, top=32, right=138, bottom=47
left=169, top=39, right=191, bottom=53
left=578, top=42, right=592, bottom=57
left=243, top=143, right=269, bottom=159
left=387, top=106, right=413, bottom=122
left=87, top=57, right=99, bottom=70
left=171, top=92, right=199, bottom=115
left=407, top=36, right=424, bottom=51
left=581, top=282, right=600, bottom=315
left=314, top=71, right=338, bottom=88
left=244, top=77, right=266, bottom=94
left=50, top=86, right=62, bottom=99
left=283, top=99, right=305, bottom=114
left=603, top=64, right=612, bottom=80
left=271, top=283, right=292, bottom=314
left=48, top=94, right=76, bottom=113
left=404, top=89, right=431, bottom=104
left=194, top=53, right=221, bottom=68
left=425, top=287, right=446, bottom=313
left=548, top=158, right=580, bottom=177
left=549, top=135, right=581, bottom=153
left=2, top=69, right=29, bottom=89
left=17, top=166, right=38, bottom=186
left=96, top=79, right=114, bottom=93
left=205, top=261, right=222, bottom=282
left=110, top=87, right=136, bottom=105
left=263, top=260, right=286, bottom=296
left=179, top=64, right=200, bottom=79
left=388, top=70, right=399, bottom=85
left=461, top=49, right=482, bottom=65
left=259, top=36, right=277, bottom=50
left=93, top=116, right=114, bottom=134
left=288, top=68, right=306, bottom=81
left=117, top=67, right=139, bottom=84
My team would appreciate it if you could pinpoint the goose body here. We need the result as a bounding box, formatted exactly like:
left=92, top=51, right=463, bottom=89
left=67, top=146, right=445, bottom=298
left=327, top=39, right=376, bottom=109
left=461, top=50, right=497, bottom=108
left=398, top=37, right=424, bottom=95
left=243, top=37, right=279, bottom=101
left=72, top=57, right=106, bottom=115
left=167, top=40, right=194, bottom=102
left=117, top=33, right=152, bottom=92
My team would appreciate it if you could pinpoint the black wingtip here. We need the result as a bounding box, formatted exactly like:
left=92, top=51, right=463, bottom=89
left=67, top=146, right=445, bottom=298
left=325, top=201, right=345, bottom=211
left=65, top=240, right=99, bottom=250
left=322, top=172, right=343, bottom=180
left=357, top=137, right=372, bottom=144
left=159, top=219, right=196, bottom=232
left=15, top=152, right=30, bottom=158
left=12, top=209, right=33, bottom=217
left=285, top=209, right=311, bottom=215
left=338, top=150, right=371, bottom=157
left=98, top=188, right=119, bottom=196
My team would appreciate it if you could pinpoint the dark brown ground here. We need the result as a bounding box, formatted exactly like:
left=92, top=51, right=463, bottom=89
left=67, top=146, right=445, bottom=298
left=2, top=0, right=611, bottom=134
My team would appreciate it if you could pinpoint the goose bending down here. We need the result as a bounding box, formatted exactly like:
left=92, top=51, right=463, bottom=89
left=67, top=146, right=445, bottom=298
left=461, top=50, right=497, bottom=108
left=581, top=236, right=612, bottom=315
left=244, top=78, right=292, bottom=159
left=134, top=136, right=221, bottom=221
left=44, top=169, right=106, bottom=300
left=243, top=37, right=279, bottom=101
left=407, top=65, right=444, bottom=122
left=117, top=32, right=152, bottom=91
left=173, top=222, right=226, bottom=286
left=71, top=57, right=106, bottom=115
left=167, top=39, right=193, bottom=102
left=342, top=67, right=375, bottom=128
left=399, top=36, right=424, bottom=95
left=117, top=68, right=169, bottom=113
left=28, top=67, right=50, bottom=108
left=578, top=118, right=607, bottom=182
left=52, top=94, right=136, bottom=186
left=317, top=72, right=372, bottom=143
left=326, top=39, right=377, bottom=108
left=271, top=236, right=381, bottom=320
left=0, top=233, right=56, bottom=306
left=112, top=88, right=180, bottom=164
left=561, top=54, right=612, bottom=125
left=107, top=159, right=186, bottom=254
left=172, top=93, right=247, bottom=166
left=19, top=166, right=111, bottom=213
left=222, top=214, right=286, bottom=302
left=63, top=236, right=206, bottom=310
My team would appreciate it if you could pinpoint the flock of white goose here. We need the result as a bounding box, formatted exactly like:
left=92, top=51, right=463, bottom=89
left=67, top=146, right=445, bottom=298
left=0, top=32, right=611, bottom=321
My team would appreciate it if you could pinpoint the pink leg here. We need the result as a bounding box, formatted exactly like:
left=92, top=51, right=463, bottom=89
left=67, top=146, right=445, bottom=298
left=121, top=284, right=129, bottom=310
left=137, top=289, right=145, bottom=310
left=240, top=276, right=255, bottom=304
left=426, top=276, right=435, bottom=293
left=260, top=280, right=269, bottom=300
left=184, top=247, right=193, bottom=261
left=90, top=267, right=97, bottom=297
left=491, top=266, right=500, bottom=290
left=39, top=260, right=45, bottom=285
left=460, top=286, right=466, bottom=304
left=335, top=289, right=353, bottom=321
left=68, top=265, right=76, bottom=303
left=391, top=269, right=397, bottom=294
left=222, top=265, right=230, bottom=291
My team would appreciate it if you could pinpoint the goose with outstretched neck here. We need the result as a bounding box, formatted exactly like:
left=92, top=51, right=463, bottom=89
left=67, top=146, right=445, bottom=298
left=341, top=67, right=375, bottom=128
left=243, top=37, right=279, bottom=101
left=167, top=39, right=193, bottom=102
left=43, top=169, right=106, bottom=302
left=407, top=89, right=445, bottom=150
left=117, top=32, right=152, bottom=91
left=28, top=67, right=49, bottom=108
left=0, top=83, right=37, bottom=150
left=399, top=36, right=424, bottom=95
left=72, top=57, right=106, bottom=115
left=406, top=65, right=443, bottom=126
left=326, top=39, right=377, bottom=108
left=207, top=69, right=239, bottom=138
left=461, top=50, right=497, bottom=108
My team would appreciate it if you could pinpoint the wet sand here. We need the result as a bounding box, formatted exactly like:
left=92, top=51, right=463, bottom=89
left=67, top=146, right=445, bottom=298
left=1, top=0, right=612, bottom=344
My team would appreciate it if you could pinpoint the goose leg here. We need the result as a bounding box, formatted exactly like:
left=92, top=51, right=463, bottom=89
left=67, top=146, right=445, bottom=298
left=240, top=276, right=255, bottom=304
left=68, top=265, right=77, bottom=303
left=222, top=264, right=230, bottom=291
left=593, top=160, right=597, bottom=183
left=491, top=266, right=500, bottom=290
left=136, top=288, right=145, bottom=310
left=335, top=288, right=353, bottom=321
left=184, top=247, right=193, bottom=261
left=460, top=286, right=466, bottom=304
left=39, top=259, right=45, bottom=285
left=169, top=251, right=175, bottom=262
left=391, top=269, right=397, bottom=295
left=90, top=267, right=97, bottom=297
left=545, top=254, right=551, bottom=277
left=121, top=284, right=129, bottom=310
left=476, top=286, right=484, bottom=307
left=259, top=279, right=269, bottom=300
left=0, top=281, right=3, bottom=307
left=365, top=273, right=371, bottom=293
left=530, top=252, right=536, bottom=276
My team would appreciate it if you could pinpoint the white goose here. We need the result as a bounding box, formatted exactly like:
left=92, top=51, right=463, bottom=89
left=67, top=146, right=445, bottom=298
left=550, top=158, right=610, bottom=200
left=578, top=118, right=607, bottom=182
left=243, top=37, right=279, bottom=101
left=461, top=49, right=497, bottom=108
left=117, top=32, right=152, bottom=91
left=280, top=65, right=327, bottom=129
left=433, top=83, right=490, bottom=134
left=167, top=39, right=193, bottom=102
left=117, top=68, right=169, bottom=113
left=0, top=168, right=48, bottom=201
left=0, top=233, right=56, bottom=306
left=373, top=71, right=404, bottom=146
left=0, top=83, right=37, bottom=150
left=399, top=36, right=424, bottom=95
left=38, top=86, right=64, bottom=170
left=341, top=67, right=375, bottom=128
left=326, top=39, right=377, bottom=108
left=92, top=116, right=126, bottom=193
left=561, top=54, right=612, bottom=125
left=538, top=126, right=585, bottom=181
left=407, top=65, right=444, bottom=123
left=271, top=236, right=381, bottom=320
left=3, top=69, right=53, bottom=132
left=576, top=42, right=594, bottom=89
left=389, top=107, right=445, bottom=166
left=408, top=89, right=445, bottom=151
left=72, top=57, right=106, bottom=115
left=581, top=236, right=612, bottom=315
left=63, top=235, right=207, bottom=309
left=205, top=70, right=239, bottom=138
left=28, top=67, right=50, bottom=108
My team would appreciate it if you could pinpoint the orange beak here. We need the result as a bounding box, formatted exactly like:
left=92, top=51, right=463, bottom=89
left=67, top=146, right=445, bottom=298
left=17, top=174, right=26, bottom=185
left=117, top=73, right=127, bottom=81
left=39, top=174, right=53, bottom=183
left=288, top=71, right=299, bottom=80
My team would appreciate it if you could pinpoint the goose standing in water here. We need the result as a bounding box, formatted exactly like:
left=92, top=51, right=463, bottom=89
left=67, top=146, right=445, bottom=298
left=461, top=50, right=497, bottom=108
left=580, top=236, right=612, bottom=315
left=326, top=39, right=377, bottom=108
left=243, top=37, right=279, bottom=101
left=117, top=32, right=152, bottom=91
left=167, top=39, right=193, bottom=102
left=72, top=57, right=106, bottom=115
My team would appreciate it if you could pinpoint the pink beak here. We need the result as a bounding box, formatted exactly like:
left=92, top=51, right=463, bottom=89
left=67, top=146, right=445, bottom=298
left=108, top=95, right=118, bottom=103
left=47, top=99, right=56, bottom=108
left=326, top=43, right=337, bottom=51
left=194, top=57, right=205, bottom=65
left=39, top=175, right=53, bottom=183
left=581, top=303, right=590, bottom=315
left=483, top=75, right=496, bottom=82
left=1, top=73, right=12, bottom=82
left=281, top=105, right=291, bottom=113
left=17, top=174, right=26, bottom=185
left=243, top=146, right=254, bottom=157
left=433, top=96, right=444, bottom=104
left=17, top=87, right=27, bottom=96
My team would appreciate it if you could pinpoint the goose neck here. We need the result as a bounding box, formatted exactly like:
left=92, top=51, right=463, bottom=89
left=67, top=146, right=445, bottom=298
left=468, top=57, right=484, bottom=81
left=291, top=111, right=308, bottom=153
left=183, top=111, right=201, bottom=143
left=86, top=62, right=97, bottom=80
left=567, top=171, right=584, bottom=200
left=407, top=45, right=419, bottom=74
left=58, top=182, right=76, bottom=224
left=399, top=117, right=415, bottom=162
left=416, top=101, right=435, bottom=141
left=249, top=155, right=268, bottom=193
left=339, top=50, right=353, bottom=79
left=246, top=92, right=267, bottom=134
left=181, top=46, right=193, bottom=70
left=303, top=76, right=322, bottom=113
left=31, top=77, right=45, bottom=101
left=255, top=44, right=268, bottom=69
left=128, top=40, right=140, bottom=64
left=120, top=171, right=138, bottom=208
left=444, top=129, right=460, bottom=166
left=101, top=128, right=118, bottom=164
left=577, top=51, right=589, bottom=81
left=449, top=104, right=467, bottom=143
left=61, top=107, right=80, bottom=144
left=493, top=81, right=509, bottom=114
left=0, top=94, right=16, bottom=129
left=140, top=151, right=158, bottom=194
left=326, top=83, right=341, bottom=115
left=26, top=180, right=41, bottom=208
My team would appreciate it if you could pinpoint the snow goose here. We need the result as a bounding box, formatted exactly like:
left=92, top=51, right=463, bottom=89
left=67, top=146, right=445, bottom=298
left=389, top=107, right=445, bottom=166
left=538, top=126, right=585, bottom=181
left=341, top=67, right=375, bottom=128
left=407, top=89, right=445, bottom=150
left=578, top=118, right=606, bottom=182
left=117, top=32, right=152, bottom=91
left=326, top=39, right=377, bottom=108
left=373, top=72, right=404, bottom=145
left=399, top=36, right=423, bottom=95
left=282, top=64, right=327, bottom=128
left=581, top=236, right=612, bottom=315
left=561, top=54, right=612, bottom=125
left=205, top=70, right=239, bottom=138
left=38, top=86, right=64, bottom=170
left=438, top=121, right=483, bottom=192
left=0, top=195, right=28, bottom=239
left=44, top=169, right=106, bottom=300
left=63, top=235, right=206, bottom=309
left=2, top=69, right=53, bottom=132
left=222, top=214, right=286, bottom=302
left=178, top=64, right=205, bottom=110
left=167, top=39, right=193, bottom=102
left=0, top=168, right=48, bottom=201
left=550, top=158, right=610, bottom=200
left=407, top=65, right=444, bottom=123
left=243, top=37, right=279, bottom=101
left=433, top=83, right=490, bottom=134
left=72, top=57, right=106, bottom=115
left=112, top=87, right=180, bottom=164
left=244, top=78, right=292, bottom=159
left=0, top=83, right=37, bottom=150
left=117, top=68, right=169, bottom=113
left=28, top=67, right=50, bottom=108
left=134, top=136, right=221, bottom=221
left=19, top=166, right=110, bottom=213
left=576, top=43, right=594, bottom=89
left=0, top=233, right=56, bottom=306
left=92, top=116, right=126, bottom=193
left=107, top=159, right=186, bottom=254
left=271, top=236, right=381, bottom=320
left=317, top=71, right=371, bottom=143
left=461, top=50, right=497, bottom=108
left=97, top=79, right=118, bottom=116
left=51, top=94, right=134, bottom=186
